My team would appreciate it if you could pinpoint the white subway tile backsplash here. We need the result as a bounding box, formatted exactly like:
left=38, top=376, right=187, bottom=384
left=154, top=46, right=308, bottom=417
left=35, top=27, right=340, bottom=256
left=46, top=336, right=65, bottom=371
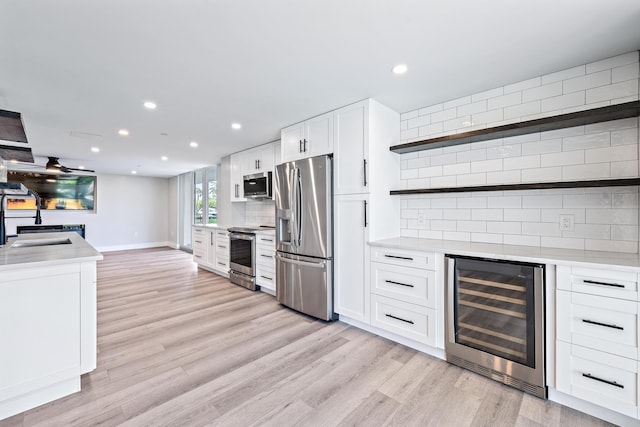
left=487, top=92, right=522, bottom=110
left=504, top=208, right=541, bottom=222
left=407, top=115, right=430, bottom=129
left=562, top=163, right=610, bottom=180
left=503, top=101, right=541, bottom=120
left=486, top=221, right=521, bottom=235
left=541, top=91, right=585, bottom=112
left=541, top=65, right=585, bottom=84
left=586, top=79, right=639, bottom=104
left=541, top=150, right=585, bottom=167
left=522, top=167, right=563, bottom=183
left=563, top=70, right=611, bottom=94
left=562, top=132, right=611, bottom=151
left=586, top=51, right=639, bottom=73
left=612, top=62, right=640, bottom=83
left=457, top=100, right=487, bottom=117
left=472, top=209, right=503, bottom=221
left=418, top=122, right=444, bottom=137
left=504, top=77, right=541, bottom=94
left=487, top=196, right=521, bottom=208
left=503, top=155, right=541, bottom=170
left=523, top=82, right=563, bottom=102
left=399, top=51, right=639, bottom=253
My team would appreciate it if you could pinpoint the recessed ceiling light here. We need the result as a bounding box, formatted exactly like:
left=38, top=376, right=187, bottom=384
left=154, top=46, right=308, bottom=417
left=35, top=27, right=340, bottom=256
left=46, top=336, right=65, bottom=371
left=190, top=141, right=198, bottom=148
left=131, top=170, right=137, bottom=174
left=78, top=166, right=85, bottom=170
left=118, top=129, right=129, bottom=136
left=231, top=123, right=242, bottom=130
left=91, top=147, right=100, bottom=153
left=143, top=101, right=157, bottom=110
left=161, top=156, right=168, bottom=161
left=392, top=64, right=408, bottom=75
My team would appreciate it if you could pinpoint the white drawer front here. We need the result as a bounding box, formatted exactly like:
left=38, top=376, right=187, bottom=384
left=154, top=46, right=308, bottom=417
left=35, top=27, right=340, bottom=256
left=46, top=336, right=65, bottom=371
left=256, top=235, right=275, bottom=245
left=257, top=246, right=275, bottom=268
left=371, top=262, right=436, bottom=308
left=371, top=294, right=436, bottom=346
left=371, top=246, right=436, bottom=270
left=557, top=290, right=638, bottom=359
left=571, top=267, right=638, bottom=301
left=556, top=342, right=638, bottom=418
left=214, top=259, right=229, bottom=271
left=193, top=250, right=205, bottom=263
left=216, top=231, right=228, bottom=239
left=256, top=269, right=275, bottom=290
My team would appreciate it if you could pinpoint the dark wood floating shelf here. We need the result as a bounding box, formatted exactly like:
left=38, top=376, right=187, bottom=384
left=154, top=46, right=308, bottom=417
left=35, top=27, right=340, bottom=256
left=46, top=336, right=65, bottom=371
left=390, top=100, right=640, bottom=154
left=390, top=178, right=640, bottom=195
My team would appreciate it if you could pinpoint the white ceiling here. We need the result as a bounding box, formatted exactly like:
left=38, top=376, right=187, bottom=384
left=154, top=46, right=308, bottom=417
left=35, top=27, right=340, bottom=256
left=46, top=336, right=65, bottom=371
left=1, top=0, right=639, bottom=178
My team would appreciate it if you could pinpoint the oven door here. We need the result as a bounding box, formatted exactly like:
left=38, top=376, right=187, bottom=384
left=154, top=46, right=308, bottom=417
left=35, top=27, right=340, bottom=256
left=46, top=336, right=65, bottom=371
left=229, top=232, right=255, bottom=276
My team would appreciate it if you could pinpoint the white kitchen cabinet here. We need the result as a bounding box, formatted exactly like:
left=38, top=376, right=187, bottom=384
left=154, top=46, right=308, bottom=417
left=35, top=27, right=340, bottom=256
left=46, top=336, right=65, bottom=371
left=334, top=194, right=369, bottom=322
left=206, top=229, right=216, bottom=267
left=255, top=231, right=276, bottom=295
left=230, top=151, right=246, bottom=202
left=192, top=226, right=229, bottom=278
left=244, top=143, right=274, bottom=175
left=214, top=230, right=229, bottom=276
left=280, top=112, right=333, bottom=163
left=192, top=226, right=207, bottom=264
left=332, top=99, right=400, bottom=325
left=555, top=264, right=640, bottom=420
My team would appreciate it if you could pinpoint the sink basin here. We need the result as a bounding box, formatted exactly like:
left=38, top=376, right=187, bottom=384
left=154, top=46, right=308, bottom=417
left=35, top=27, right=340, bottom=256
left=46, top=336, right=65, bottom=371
left=10, top=237, right=72, bottom=248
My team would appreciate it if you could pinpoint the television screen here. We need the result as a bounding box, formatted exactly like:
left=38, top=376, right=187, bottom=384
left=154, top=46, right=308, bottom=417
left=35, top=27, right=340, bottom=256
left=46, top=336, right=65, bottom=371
left=6, top=171, right=96, bottom=211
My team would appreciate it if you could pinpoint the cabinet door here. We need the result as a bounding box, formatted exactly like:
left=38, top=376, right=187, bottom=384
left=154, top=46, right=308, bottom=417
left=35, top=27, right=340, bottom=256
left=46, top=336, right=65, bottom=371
left=281, top=122, right=305, bottom=163
left=334, top=194, right=370, bottom=323
left=334, top=101, right=367, bottom=195
left=255, top=144, right=275, bottom=173
left=206, top=230, right=216, bottom=267
left=305, top=112, right=333, bottom=157
left=230, top=151, right=246, bottom=202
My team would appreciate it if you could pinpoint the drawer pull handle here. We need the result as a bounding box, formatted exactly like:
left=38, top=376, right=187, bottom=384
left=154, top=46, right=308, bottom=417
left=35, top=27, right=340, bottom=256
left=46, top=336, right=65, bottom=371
left=195, top=240, right=203, bottom=244
left=218, top=245, right=227, bottom=249
left=195, top=255, right=202, bottom=259
left=384, top=255, right=414, bottom=261
left=261, top=254, right=273, bottom=258
left=582, top=319, right=624, bottom=330
left=583, top=279, right=625, bottom=289
left=385, top=313, right=414, bottom=324
left=260, top=275, right=273, bottom=281
left=261, top=238, right=274, bottom=242
left=385, top=280, right=414, bottom=288
left=218, top=262, right=226, bottom=266
left=582, top=373, right=624, bottom=389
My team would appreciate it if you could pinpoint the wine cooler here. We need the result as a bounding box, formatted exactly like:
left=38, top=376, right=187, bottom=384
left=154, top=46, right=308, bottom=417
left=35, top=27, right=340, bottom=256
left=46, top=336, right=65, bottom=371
left=445, top=255, right=546, bottom=398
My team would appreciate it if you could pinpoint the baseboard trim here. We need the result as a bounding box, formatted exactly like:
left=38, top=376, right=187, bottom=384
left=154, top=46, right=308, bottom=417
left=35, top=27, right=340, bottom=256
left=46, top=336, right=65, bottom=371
left=96, top=241, right=173, bottom=252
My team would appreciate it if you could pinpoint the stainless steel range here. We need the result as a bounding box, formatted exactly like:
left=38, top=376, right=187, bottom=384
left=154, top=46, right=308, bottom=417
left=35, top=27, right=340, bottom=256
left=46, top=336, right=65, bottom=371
left=445, top=255, right=546, bottom=398
left=228, top=226, right=275, bottom=291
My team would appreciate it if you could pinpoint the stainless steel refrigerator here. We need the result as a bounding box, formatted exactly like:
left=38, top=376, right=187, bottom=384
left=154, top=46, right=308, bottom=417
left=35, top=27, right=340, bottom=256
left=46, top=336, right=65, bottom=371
left=275, top=154, right=333, bottom=321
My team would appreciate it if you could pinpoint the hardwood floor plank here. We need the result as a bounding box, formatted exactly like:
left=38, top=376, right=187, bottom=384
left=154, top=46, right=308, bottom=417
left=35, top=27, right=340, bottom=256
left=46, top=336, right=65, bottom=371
left=0, top=247, right=616, bottom=427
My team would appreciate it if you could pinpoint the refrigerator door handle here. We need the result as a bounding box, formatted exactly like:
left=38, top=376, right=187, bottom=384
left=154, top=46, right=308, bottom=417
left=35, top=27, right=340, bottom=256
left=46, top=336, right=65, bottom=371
left=289, top=167, right=297, bottom=248
left=276, top=253, right=326, bottom=268
left=295, top=167, right=303, bottom=246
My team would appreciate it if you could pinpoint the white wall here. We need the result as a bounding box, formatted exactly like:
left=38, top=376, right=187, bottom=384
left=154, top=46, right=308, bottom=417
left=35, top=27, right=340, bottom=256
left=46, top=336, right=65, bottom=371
left=167, top=176, right=178, bottom=248
left=399, top=51, right=640, bottom=253
left=6, top=173, right=170, bottom=252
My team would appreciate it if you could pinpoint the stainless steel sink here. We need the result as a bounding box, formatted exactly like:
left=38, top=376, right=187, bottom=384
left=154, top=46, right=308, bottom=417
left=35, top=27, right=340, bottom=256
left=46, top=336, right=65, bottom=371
left=10, top=237, right=72, bottom=248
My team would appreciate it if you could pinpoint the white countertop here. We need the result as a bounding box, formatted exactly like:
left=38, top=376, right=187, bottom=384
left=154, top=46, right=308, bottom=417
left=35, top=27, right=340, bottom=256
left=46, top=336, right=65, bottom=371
left=370, top=237, right=640, bottom=271
left=0, top=232, right=103, bottom=270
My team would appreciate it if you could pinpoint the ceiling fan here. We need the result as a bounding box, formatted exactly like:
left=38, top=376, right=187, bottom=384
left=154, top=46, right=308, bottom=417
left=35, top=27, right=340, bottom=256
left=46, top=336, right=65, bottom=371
left=45, top=157, right=95, bottom=173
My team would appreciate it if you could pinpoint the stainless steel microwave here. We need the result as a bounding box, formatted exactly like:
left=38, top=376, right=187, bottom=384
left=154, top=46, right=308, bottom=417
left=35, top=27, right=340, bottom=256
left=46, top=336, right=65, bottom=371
left=243, top=171, right=272, bottom=199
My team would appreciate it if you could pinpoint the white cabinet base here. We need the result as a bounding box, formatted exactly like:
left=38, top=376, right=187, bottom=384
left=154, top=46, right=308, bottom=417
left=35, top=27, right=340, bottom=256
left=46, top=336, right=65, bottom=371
left=0, top=377, right=79, bottom=421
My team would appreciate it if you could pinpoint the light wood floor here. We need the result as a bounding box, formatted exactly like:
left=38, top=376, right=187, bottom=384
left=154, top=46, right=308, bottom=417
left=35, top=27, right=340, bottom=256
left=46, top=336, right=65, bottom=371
left=1, top=248, right=613, bottom=427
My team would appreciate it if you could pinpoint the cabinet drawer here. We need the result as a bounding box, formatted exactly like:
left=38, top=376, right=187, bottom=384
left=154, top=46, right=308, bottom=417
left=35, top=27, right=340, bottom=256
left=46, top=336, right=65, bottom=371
left=370, top=246, right=436, bottom=270
left=214, top=259, right=229, bottom=271
left=371, top=294, right=436, bottom=346
left=193, top=251, right=205, bottom=263
left=371, top=262, right=436, bottom=308
left=256, top=270, right=275, bottom=289
left=557, top=290, right=638, bottom=359
left=193, top=227, right=205, bottom=239
left=257, top=247, right=275, bottom=268
left=216, top=230, right=228, bottom=238
left=558, top=265, right=639, bottom=301
left=256, top=235, right=275, bottom=245
left=556, top=342, right=638, bottom=418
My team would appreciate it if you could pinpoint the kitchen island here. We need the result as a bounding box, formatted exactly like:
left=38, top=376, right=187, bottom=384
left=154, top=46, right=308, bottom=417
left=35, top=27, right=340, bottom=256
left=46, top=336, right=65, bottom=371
left=0, top=232, right=103, bottom=421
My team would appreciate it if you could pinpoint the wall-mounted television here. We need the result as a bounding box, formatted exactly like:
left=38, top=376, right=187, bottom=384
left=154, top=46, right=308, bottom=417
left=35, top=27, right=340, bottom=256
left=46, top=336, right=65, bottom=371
left=6, top=171, right=96, bottom=211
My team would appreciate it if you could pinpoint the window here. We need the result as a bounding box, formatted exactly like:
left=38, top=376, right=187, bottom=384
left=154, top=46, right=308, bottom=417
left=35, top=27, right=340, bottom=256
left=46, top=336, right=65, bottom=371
left=194, top=166, right=217, bottom=225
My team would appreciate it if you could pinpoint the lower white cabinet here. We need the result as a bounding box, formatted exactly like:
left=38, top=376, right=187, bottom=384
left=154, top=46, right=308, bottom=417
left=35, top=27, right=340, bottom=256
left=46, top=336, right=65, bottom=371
left=371, top=294, right=437, bottom=346
left=192, top=226, right=229, bottom=277
left=555, top=264, right=640, bottom=420
left=255, top=232, right=276, bottom=294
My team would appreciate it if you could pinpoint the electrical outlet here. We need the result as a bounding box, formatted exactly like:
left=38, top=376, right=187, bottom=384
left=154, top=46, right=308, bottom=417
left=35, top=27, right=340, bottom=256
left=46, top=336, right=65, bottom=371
left=559, top=214, right=574, bottom=231
left=417, top=210, right=427, bottom=226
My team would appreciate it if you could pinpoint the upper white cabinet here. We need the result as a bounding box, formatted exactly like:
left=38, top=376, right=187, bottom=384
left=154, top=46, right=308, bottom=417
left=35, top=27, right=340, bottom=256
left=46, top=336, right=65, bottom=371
left=230, top=142, right=275, bottom=202
left=281, top=112, right=333, bottom=163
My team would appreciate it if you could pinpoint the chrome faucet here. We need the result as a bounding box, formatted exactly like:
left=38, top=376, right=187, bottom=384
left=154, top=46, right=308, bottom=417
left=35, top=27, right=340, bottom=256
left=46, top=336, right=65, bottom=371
left=0, top=186, right=42, bottom=245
